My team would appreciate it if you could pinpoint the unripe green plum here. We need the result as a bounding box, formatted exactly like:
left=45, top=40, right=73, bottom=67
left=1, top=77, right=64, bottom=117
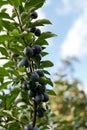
left=12, top=29, right=19, bottom=36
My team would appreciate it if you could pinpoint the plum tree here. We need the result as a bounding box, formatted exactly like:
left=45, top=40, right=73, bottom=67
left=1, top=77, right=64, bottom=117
left=0, top=0, right=56, bottom=130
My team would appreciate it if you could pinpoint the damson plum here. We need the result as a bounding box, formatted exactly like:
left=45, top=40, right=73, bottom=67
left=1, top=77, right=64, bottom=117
left=34, top=28, right=41, bottom=36
left=28, top=90, right=35, bottom=97
left=22, top=81, right=30, bottom=90
left=32, top=127, right=40, bottom=130
left=31, top=12, right=38, bottom=19
left=37, top=84, right=46, bottom=94
left=43, top=93, right=49, bottom=102
left=12, top=53, right=19, bottom=58
left=35, top=54, right=42, bottom=61
left=24, top=124, right=32, bottom=130
left=19, top=58, right=30, bottom=68
left=30, top=72, right=39, bottom=82
left=37, top=70, right=44, bottom=77
left=27, top=27, right=36, bottom=33
left=24, top=46, right=33, bottom=57
left=36, top=109, right=44, bottom=118
left=34, top=94, right=44, bottom=104
left=32, top=45, right=42, bottom=55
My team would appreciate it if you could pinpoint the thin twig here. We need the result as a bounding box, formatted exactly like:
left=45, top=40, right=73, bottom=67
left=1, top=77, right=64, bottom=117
left=32, top=101, right=37, bottom=127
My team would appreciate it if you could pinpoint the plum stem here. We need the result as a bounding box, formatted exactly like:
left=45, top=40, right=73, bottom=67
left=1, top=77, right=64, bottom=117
left=32, top=101, right=37, bottom=127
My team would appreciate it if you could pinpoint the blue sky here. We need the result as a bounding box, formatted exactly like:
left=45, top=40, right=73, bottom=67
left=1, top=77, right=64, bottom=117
left=37, top=0, right=87, bottom=90
left=0, top=0, right=87, bottom=91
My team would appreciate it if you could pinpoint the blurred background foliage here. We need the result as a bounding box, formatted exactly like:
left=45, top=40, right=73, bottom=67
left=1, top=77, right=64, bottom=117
left=48, top=57, right=87, bottom=130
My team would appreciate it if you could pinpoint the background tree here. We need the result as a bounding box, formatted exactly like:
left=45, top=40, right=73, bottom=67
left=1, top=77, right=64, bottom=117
left=0, top=0, right=56, bottom=130
left=49, top=58, right=87, bottom=130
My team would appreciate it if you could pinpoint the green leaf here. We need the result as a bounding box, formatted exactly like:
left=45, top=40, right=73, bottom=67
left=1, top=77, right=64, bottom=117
left=0, top=35, right=13, bottom=43
left=25, top=0, right=46, bottom=10
left=7, top=0, right=21, bottom=6
left=0, top=12, right=12, bottom=20
left=43, top=70, right=50, bottom=75
left=39, top=31, right=57, bottom=39
left=46, top=89, right=56, bottom=95
left=7, top=122, right=20, bottom=130
left=3, top=61, right=14, bottom=68
left=39, top=77, right=53, bottom=87
left=35, top=39, right=48, bottom=46
left=30, top=19, right=52, bottom=27
left=6, top=88, right=20, bottom=109
left=0, top=81, right=11, bottom=90
left=0, top=47, right=8, bottom=57
left=0, top=67, right=9, bottom=76
left=40, top=60, right=54, bottom=68
left=41, top=52, right=49, bottom=57
left=46, top=77, right=54, bottom=87
left=0, top=1, right=8, bottom=7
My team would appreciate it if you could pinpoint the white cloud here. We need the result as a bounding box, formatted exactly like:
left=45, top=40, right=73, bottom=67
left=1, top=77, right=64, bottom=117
left=60, top=0, right=87, bottom=58
left=45, top=0, right=52, bottom=6
left=57, top=0, right=87, bottom=15
left=37, top=9, right=46, bottom=19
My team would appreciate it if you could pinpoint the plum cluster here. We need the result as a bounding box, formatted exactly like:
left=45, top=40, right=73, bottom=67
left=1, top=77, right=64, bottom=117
left=23, top=69, right=49, bottom=116
left=19, top=44, right=42, bottom=67
left=18, top=11, right=50, bottom=130
left=24, top=124, right=39, bottom=130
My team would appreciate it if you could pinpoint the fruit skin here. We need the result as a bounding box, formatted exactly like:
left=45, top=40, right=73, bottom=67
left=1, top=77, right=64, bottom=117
left=32, top=127, right=40, bottom=130
left=12, top=53, right=19, bottom=58
left=24, top=46, right=33, bottom=57
left=35, top=28, right=41, bottom=36
left=32, top=45, right=42, bottom=55
left=22, top=81, right=30, bottom=90
left=34, top=94, right=44, bottom=104
left=36, top=109, right=44, bottom=118
left=30, top=72, right=39, bottom=82
left=28, top=90, right=35, bottom=97
left=35, top=54, right=42, bottom=61
left=36, top=83, right=46, bottom=94
left=19, top=58, right=30, bottom=68
left=37, top=70, right=44, bottom=77
left=24, top=124, right=32, bottom=130
left=31, top=12, right=38, bottom=19
left=43, top=93, right=49, bottom=102
left=27, top=27, right=36, bottom=33
left=74, top=124, right=80, bottom=129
